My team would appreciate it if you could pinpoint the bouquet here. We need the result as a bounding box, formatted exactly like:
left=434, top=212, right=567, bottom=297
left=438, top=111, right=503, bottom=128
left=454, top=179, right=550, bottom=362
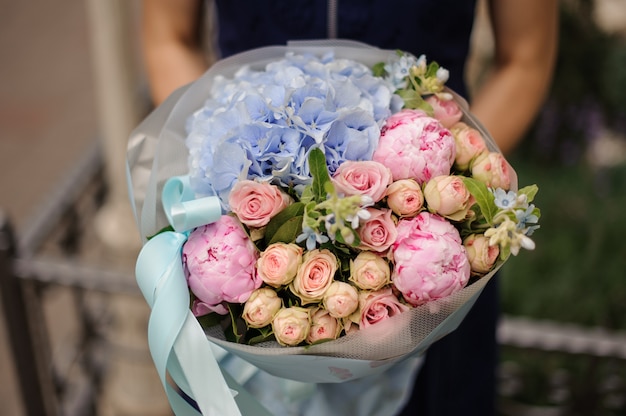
left=127, top=40, right=540, bottom=415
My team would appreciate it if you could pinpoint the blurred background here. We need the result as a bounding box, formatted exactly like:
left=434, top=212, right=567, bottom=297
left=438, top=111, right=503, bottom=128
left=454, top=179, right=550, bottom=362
left=1, top=0, right=625, bottom=415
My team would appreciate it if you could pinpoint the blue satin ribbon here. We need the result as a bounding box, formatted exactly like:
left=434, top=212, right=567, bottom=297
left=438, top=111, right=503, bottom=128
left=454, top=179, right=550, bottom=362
left=135, top=176, right=272, bottom=416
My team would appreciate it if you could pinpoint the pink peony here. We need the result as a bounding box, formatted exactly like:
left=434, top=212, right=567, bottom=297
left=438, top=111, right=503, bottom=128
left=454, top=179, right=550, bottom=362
left=183, top=215, right=261, bottom=315
left=471, top=151, right=513, bottom=191
left=272, top=307, right=310, bottom=346
left=332, top=160, right=393, bottom=202
left=290, top=249, right=338, bottom=305
left=358, top=287, right=410, bottom=329
left=257, top=243, right=303, bottom=287
left=323, top=281, right=359, bottom=318
left=423, top=175, right=475, bottom=221
left=228, top=180, right=291, bottom=228
left=463, top=234, right=500, bottom=274
left=392, top=212, right=470, bottom=306
left=385, top=179, right=424, bottom=218
left=450, top=122, right=488, bottom=172
left=372, top=109, right=456, bottom=184
left=356, top=208, right=398, bottom=253
left=307, top=307, right=342, bottom=344
left=242, top=287, right=283, bottom=328
left=425, top=95, right=463, bottom=128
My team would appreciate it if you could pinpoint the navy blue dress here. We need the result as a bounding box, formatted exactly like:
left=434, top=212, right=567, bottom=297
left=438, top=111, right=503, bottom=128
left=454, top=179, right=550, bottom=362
left=213, top=1, right=497, bottom=415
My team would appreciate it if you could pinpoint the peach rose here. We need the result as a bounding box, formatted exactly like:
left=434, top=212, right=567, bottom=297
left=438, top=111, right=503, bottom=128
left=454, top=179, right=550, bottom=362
left=306, top=307, right=342, bottom=344
left=228, top=180, right=291, bottom=228
left=423, top=175, right=475, bottom=221
left=463, top=234, right=500, bottom=274
left=425, top=95, right=463, bottom=128
left=323, top=281, right=359, bottom=318
left=385, top=179, right=424, bottom=217
left=357, top=208, right=398, bottom=253
left=450, top=122, right=488, bottom=172
left=349, top=251, right=391, bottom=291
left=242, top=287, right=283, bottom=328
left=290, top=249, right=338, bottom=305
left=257, top=243, right=303, bottom=287
left=471, top=151, right=513, bottom=191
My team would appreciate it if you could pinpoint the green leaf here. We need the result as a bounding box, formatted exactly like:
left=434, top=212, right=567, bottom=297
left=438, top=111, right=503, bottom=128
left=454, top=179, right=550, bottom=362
left=246, top=326, right=275, bottom=345
left=396, top=89, right=424, bottom=110
left=462, top=177, right=498, bottom=224
left=264, top=202, right=305, bottom=244
left=147, top=225, right=174, bottom=240
left=518, top=184, right=539, bottom=203
left=225, top=304, right=245, bottom=343
left=309, top=148, right=332, bottom=202
left=196, top=313, right=223, bottom=329
left=372, top=62, right=387, bottom=77
left=268, top=215, right=304, bottom=245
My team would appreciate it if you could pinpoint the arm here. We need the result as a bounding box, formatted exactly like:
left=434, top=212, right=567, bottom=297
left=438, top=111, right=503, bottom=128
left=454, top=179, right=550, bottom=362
left=470, top=0, right=559, bottom=154
left=142, top=0, right=209, bottom=105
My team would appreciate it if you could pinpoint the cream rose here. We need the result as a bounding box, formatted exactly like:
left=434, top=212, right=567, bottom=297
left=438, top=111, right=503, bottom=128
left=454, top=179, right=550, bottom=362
left=423, top=175, right=475, bottom=221
left=290, top=249, right=338, bottom=304
left=257, top=243, right=303, bottom=287
left=306, top=307, right=342, bottom=344
left=323, top=281, right=359, bottom=318
left=471, top=151, right=513, bottom=191
left=242, top=287, right=283, bottom=328
left=463, top=234, right=500, bottom=274
left=272, top=307, right=310, bottom=346
left=450, top=122, right=488, bottom=172
left=349, top=251, right=391, bottom=291
left=385, top=179, right=424, bottom=217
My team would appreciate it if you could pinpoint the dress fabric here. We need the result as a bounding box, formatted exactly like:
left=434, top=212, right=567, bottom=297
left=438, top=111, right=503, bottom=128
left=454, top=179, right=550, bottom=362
left=208, top=1, right=498, bottom=415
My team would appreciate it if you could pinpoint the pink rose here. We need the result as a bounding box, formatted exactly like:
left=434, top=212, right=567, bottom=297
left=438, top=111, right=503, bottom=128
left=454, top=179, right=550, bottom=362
left=290, top=249, right=338, bottom=305
left=392, top=212, right=470, bottom=306
left=349, top=251, right=391, bottom=291
left=332, top=160, right=393, bottom=202
left=242, top=287, right=283, bottom=328
left=373, top=109, right=456, bottom=184
left=471, top=152, right=513, bottom=190
left=183, top=215, right=261, bottom=315
left=358, top=287, right=410, bottom=329
left=228, top=180, right=291, bottom=228
left=463, top=234, right=500, bottom=274
left=450, top=122, right=488, bottom=171
left=357, top=208, right=398, bottom=253
left=306, top=307, right=342, bottom=344
left=385, top=179, right=424, bottom=217
left=423, top=175, right=475, bottom=221
left=257, top=243, right=303, bottom=287
left=272, top=307, right=310, bottom=346
left=425, top=95, right=463, bottom=128
left=323, top=281, right=359, bottom=318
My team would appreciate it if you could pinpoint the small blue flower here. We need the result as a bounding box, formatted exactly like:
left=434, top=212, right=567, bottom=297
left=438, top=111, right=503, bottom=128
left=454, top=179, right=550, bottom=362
left=493, top=188, right=518, bottom=210
left=515, top=204, right=540, bottom=235
left=296, top=226, right=329, bottom=251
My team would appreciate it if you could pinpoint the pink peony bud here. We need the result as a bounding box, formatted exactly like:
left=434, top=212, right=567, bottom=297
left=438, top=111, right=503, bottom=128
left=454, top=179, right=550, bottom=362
left=471, top=151, right=513, bottom=191
left=463, top=234, right=500, bottom=274
left=349, top=251, right=391, bottom=291
left=373, top=109, right=456, bottom=184
left=290, top=249, right=338, bottom=305
left=242, top=287, right=283, bottom=328
left=450, top=122, right=488, bottom=172
left=183, top=215, right=260, bottom=315
left=392, top=212, right=470, bottom=306
left=306, top=307, right=342, bottom=344
left=332, top=160, right=393, bottom=203
left=272, top=307, right=310, bottom=346
left=228, top=180, right=291, bottom=228
left=358, top=287, right=410, bottom=329
left=425, top=95, right=463, bottom=128
left=356, top=208, right=398, bottom=253
left=323, top=281, right=359, bottom=318
left=385, top=179, right=424, bottom=218
left=257, top=243, right=303, bottom=287
left=423, top=175, right=475, bottom=221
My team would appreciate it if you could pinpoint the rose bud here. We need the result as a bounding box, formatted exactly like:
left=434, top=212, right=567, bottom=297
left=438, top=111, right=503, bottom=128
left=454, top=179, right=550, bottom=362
left=323, top=281, right=359, bottom=319
left=257, top=243, right=303, bottom=288
left=449, top=122, right=488, bottom=172
left=425, top=95, right=463, bottom=128
left=306, top=307, right=342, bottom=344
left=423, top=175, right=475, bottom=221
left=349, top=251, right=391, bottom=291
left=272, top=307, right=310, bottom=346
left=463, top=234, right=500, bottom=274
left=385, top=179, right=424, bottom=218
left=332, top=160, right=393, bottom=203
left=471, top=151, right=513, bottom=191
left=228, top=179, right=291, bottom=228
left=242, top=287, right=283, bottom=328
